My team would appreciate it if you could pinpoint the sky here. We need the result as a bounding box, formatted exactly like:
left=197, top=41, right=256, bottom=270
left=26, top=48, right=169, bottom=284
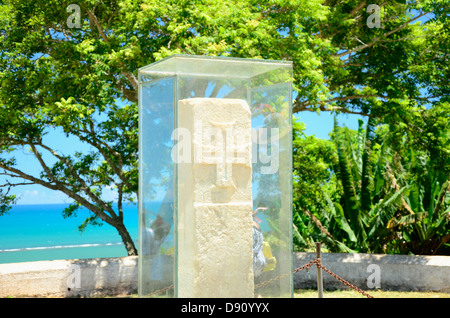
left=3, top=110, right=365, bottom=205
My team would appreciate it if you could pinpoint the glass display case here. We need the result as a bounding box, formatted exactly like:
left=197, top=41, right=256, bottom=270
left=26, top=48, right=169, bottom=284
left=138, top=54, right=293, bottom=298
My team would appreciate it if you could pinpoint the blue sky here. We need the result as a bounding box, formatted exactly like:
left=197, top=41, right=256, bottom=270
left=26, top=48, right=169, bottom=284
left=4, top=110, right=365, bottom=205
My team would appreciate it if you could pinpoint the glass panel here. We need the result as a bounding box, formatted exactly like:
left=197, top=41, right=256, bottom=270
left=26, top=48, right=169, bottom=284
left=139, top=55, right=293, bottom=298
left=176, top=75, right=249, bottom=101
left=251, top=82, right=293, bottom=297
left=138, top=77, right=175, bottom=297
left=139, top=54, right=291, bottom=79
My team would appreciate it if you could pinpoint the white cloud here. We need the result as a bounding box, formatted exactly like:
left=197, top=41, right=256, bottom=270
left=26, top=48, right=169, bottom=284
left=15, top=187, right=71, bottom=205
left=24, top=190, right=39, bottom=197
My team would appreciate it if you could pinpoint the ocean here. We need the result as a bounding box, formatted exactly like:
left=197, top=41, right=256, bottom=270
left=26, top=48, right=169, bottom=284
left=0, top=203, right=139, bottom=264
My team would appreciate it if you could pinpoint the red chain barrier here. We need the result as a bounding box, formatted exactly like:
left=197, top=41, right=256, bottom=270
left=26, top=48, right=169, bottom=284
left=145, top=258, right=374, bottom=298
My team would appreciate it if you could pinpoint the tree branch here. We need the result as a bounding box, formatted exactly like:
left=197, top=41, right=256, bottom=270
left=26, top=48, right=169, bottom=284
left=35, top=141, right=118, bottom=221
left=76, top=121, right=135, bottom=192
left=0, top=164, right=59, bottom=191
left=0, top=179, right=35, bottom=188
left=86, top=10, right=139, bottom=91
left=29, top=142, right=57, bottom=183
left=293, top=94, right=377, bottom=115
left=349, top=1, right=367, bottom=16
left=0, top=160, right=119, bottom=226
left=334, top=12, right=428, bottom=58
left=117, top=183, right=124, bottom=221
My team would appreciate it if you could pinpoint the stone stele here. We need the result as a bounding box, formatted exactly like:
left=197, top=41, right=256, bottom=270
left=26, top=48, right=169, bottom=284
left=176, top=98, right=254, bottom=298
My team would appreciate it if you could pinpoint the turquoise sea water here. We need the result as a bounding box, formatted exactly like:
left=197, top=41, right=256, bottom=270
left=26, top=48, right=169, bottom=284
left=0, top=203, right=139, bottom=264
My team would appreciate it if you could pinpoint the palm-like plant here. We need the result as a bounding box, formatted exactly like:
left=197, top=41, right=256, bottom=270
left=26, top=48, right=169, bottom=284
left=293, top=116, right=450, bottom=255
left=385, top=148, right=450, bottom=255
left=328, top=117, right=405, bottom=252
left=331, top=117, right=450, bottom=254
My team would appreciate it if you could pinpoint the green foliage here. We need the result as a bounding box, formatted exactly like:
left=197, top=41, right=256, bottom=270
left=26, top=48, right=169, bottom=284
left=0, top=0, right=448, bottom=256
left=293, top=115, right=450, bottom=255
left=0, top=188, right=16, bottom=216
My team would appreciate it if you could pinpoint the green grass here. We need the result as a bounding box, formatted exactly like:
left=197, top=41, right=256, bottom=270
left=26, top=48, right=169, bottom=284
left=106, top=289, right=450, bottom=298
left=10, top=289, right=448, bottom=298
left=294, top=289, right=450, bottom=298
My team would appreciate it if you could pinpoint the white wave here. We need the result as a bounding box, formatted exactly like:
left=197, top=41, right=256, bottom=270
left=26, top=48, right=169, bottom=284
left=0, top=242, right=123, bottom=253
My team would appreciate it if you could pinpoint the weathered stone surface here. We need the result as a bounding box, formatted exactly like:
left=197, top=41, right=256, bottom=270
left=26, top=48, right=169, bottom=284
left=0, top=257, right=138, bottom=297
left=176, top=98, right=254, bottom=298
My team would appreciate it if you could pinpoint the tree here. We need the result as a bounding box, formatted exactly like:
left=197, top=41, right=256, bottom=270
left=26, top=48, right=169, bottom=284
left=291, top=117, right=339, bottom=250
left=0, top=0, right=287, bottom=256
left=293, top=116, right=450, bottom=254
left=1, top=0, right=448, bottom=256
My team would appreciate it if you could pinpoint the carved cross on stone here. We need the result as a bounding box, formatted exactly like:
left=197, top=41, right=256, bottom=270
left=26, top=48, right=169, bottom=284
left=176, top=98, right=254, bottom=298
left=200, top=119, right=251, bottom=191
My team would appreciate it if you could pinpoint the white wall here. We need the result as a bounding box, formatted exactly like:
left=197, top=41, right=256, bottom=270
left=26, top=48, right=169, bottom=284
left=1, top=253, right=449, bottom=297
left=0, top=256, right=138, bottom=297
left=294, top=252, right=450, bottom=293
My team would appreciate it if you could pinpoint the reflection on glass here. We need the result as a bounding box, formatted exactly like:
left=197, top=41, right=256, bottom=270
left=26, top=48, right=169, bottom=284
left=138, top=55, right=293, bottom=298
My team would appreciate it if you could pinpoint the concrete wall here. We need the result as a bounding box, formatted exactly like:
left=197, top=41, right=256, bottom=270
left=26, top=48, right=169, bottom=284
left=0, top=256, right=138, bottom=298
left=294, top=252, right=450, bottom=293
left=1, top=253, right=449, bottom=297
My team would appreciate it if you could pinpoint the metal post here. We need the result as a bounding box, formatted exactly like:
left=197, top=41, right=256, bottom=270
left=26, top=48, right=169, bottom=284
left=315, top=242, right=323, bottom=298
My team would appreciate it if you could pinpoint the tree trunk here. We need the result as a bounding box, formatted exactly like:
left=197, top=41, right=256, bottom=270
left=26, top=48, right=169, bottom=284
left=115, top=221, right=138, bottom=256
